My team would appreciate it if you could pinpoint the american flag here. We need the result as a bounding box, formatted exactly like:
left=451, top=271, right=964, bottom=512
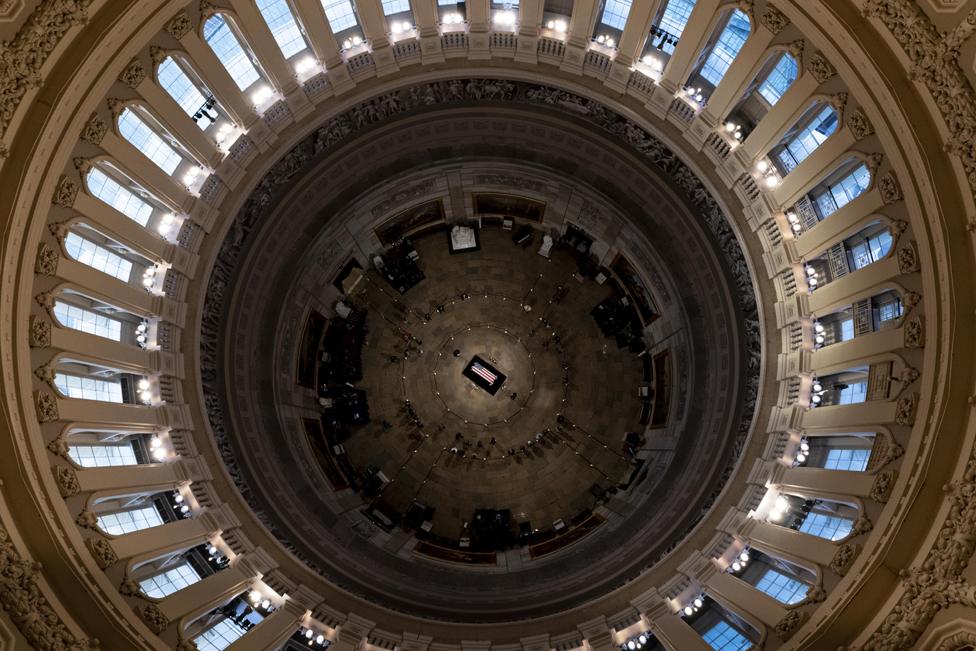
left=471, top=362, right=497, bottom=385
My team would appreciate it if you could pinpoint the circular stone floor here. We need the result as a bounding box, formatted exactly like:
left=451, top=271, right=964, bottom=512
left=341, top=229, right=646, bottom=539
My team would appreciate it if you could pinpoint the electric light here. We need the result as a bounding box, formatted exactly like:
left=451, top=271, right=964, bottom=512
left=812, top=394, right=822, bottom=403
left=306, top=630, right=315, bottom=639
left=627, top=641, right=636, bottom=650
left=180, top=504, right=189, bottom=513
left=352, top=35, right=362, bottom=45
left=261, top=599, right=271, bottom=609
left=554, top=19, right=567, bottom=32
left=740, top=551, right=749, bottom=562
left=683, top=606, right=693, bottom=616
left=316, top=635, right=326, bottom=645
left=139, top=379, right=150, bottom=391
left=151, top=447, right=166, bottom=461
left=693, top=597, right=703, bottom=608
left=638, top=635, right=647, bottom=645
left=756, top=160, right=769, bottom=173
left=764, top=175, right=779, bottom=188
left=725, top=122, right=736, bottom=133
left=801, top=442, right=810, bottom=452
left=174, top=493, right=184, bottom=503
left=796, top=453, right=806, bottom=463
left=249, top=590, right=261, bottom=603
left=731, top=561, right=741, bottom=571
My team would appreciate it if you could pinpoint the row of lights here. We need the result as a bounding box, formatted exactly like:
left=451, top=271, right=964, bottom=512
left=182, top=165, right=205, bottom=188
left=390, top=20, right=414, bottom=35
left=813, top=320, right=827, bottom=347
left=729, top=549, right=750, bottom=573
left=640, top=54, right=664, bottom=73
left=205, top=541, right=229, bottom=566
left=294, top=56, right=318, bottom=76
left=794, top=438, right=810, bottom=466
left=682, top=85, right=704, bottom=104
left=622, top=633, right=651, bottom=650
left=681, top=595, right=705, bottom=617
left=138, top=378, right=154, bottom=405
left=215, top=122, right=237, bottom=147
left=148, top=433, right=170, bottom=462
left=341, top=34, right=364, bottom=50
left=785, top=210, right=802, bottom=233
left=135, top=321, right=149, bottom=348
left=767, top=494, right=792, bottom=522
left=492, top=10, right=517, bottom=27
left=442, top=12, right=465, bottom=24
left=755, top=159, right=781, bottom=189
left=810, top=376, right=826, bottom=406
left=594, top=34, right=616, bottom=47
left=157, top=213, right=179, bottom=237
left=544, top=18, right=567, bottom=33
left=250, top=85, right=274, bottom=107
left=141, top=264, right=158, bottom=290
left=302, top=629, right=330, bottom=647
left=804, top=261, right=822, bottom=290
left=247, top=589, right=274, bottom=612
left=723, top=121, right=744, bottom=142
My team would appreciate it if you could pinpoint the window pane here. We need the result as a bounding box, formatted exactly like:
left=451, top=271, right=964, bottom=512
left=194, top=618, right=248, bottom=651
left=698, top=10, right=750, bottom=87
left=382, top=0, right=411, bottom=15
left=798, top=512, right=854, bottom=541
left=600, top=0, right=632, bottom=30
left=824, top=448, right=871, bottom=471
left=656, top=0, right=696, bottom=55
left=64, top=232, right=133, bottom=282
left=256, top=0, right=308, bottom=58
left=55, top=373, right=124, bottom=403
left=157, top=58, right=209, bottom=128
left=840, top=318, right=854, bottom=342
left=53, top=301, right=123, bottom=341
left=868, top=230, right=893, bottom=262
left=702, top=621, right=751, bottom=651
left=204, top=15, right=261, bottom=90
left=838, top=381, right=867, bottom=404
left=321, top=0, right=358, bottom=32
left=139, top=563, right=201, bottom=598
left=755, top=568, right=809, bottom=604
left=86, top=168, right=154, bottom=227
left=68, top=443, right=139, bottom=468
left=830, top=164, right=871, bottom=210
left=97, top=506, right=163, bottom=535
left=757, top=54, right=797, bottom=105
left=783, top=105, right=837, bottom=168
left=118, top=108, right=183, bottom=175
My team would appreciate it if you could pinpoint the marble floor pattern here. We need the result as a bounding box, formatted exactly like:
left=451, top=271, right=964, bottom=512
left=343, top=228, right=643, bottom=538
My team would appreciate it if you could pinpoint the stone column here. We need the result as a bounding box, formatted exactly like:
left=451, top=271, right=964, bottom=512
left=411, top=0, right=445, bottom=63
left=604, top=0, right=660, bottom=92
left=356, top=0, right=399, bottom=74
left=559, top=0, right=599, bottom=73
left=514, top=0, right=543, bottom=63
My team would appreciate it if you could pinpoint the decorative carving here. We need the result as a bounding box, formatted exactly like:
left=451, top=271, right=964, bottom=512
left=149, top=46, right=167, bottom=66
left=830, top=92, right=848, bottom=116
left=34, top=363, right=55, bottom=387
left=35, top=242, right=58, bottom=275
left=871, top=470, right=897, bottom=503
left=52, top=175, right=78, bottom=207
left=119, top=578, right=142, bottom=597
left=851, top=514, right=874, bottom=537
left=370, top=179, right=436, bottom=217
left=72, top=156, right=91, bottom=176
left=787, top=39, right=804, bottom=60
left=118, top=58, right=146, bottom=88
left=904, top=316, right=924, bottom=348
left=0, top=0, right=93, bottom=141
left=34, top=289, right=56, bottom=310
left=139, top=604, right=169, bottom=633
left=900, top=366, right=920, bottom=385
left=86, top=537, right=118, bottom=569
left=176, top=641, right=200, bottom=651
left=75, top=510, right=98, bottom=529
left=866, top=152, right=884, bottom=177
left=165, top=11, right=192, bottom=39
left=47, top=433, right=68, bottom=458
left=80, top=111, right=107, bottom=144
left=34, top=391, right=58, bottom=422
left=760, top=6, right=788, bottom=34
left=880, top=171, right=902, bottom=204
left=807, top=51, right=836, bottom=83
left=895, top=393, right=919, bottom=425
left=475, top=174, right=546, bottom=193
left=775, top=609, right=808, bottom=641
left=903, top=291, right=921, bottom=310
left=889, top=219, right=908, bottom=241
left=48, top=220, right=69, bottom=239
left=897, top=242, right=919, bottom=274
left=105, top=96, right=124, bottom=117
left=0, top=526, right=97, bottom=649
left=29, top=315, right=50, bottom=347
left=54, top=465, right=80, bottom=497
left=848, top=107, right=874, bottom=140
left=830, top=543, right=861, bottom=576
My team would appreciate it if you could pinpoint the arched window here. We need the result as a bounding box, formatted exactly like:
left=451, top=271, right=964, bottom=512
left=701, top=621, right=751, bottom=650
left=697, top=9, right=751, bottom=88
left=97, top=506, right=164, bottom=535
left=321, top=0, right=359, bottom=33
left=813, top=163, right=871, bottom=219
left=382, top=0, right=411, bottom=15
left=139, top=563, right=201, bottom=598
left=69, top=443, right=139, bottom=467
left=824, top=448, right=871, bottom=471
left=53, top=300, right=123, bottom=341
left=256, top=0, right=309, bottom=59
left=649, top=0, right=696, bottom=56
left=773, top=104, right=838, bottom=173
left=757, top=53, right=798, bottom=106
left=599, top=0, right=632, bottom=30
left=55, top=372, right=123, bottom=402
left=64, top=231, right=134, bottom=282
left=118, top=107, right=184, bottom=175
left=755, top=568, right=809, bottom=604
left=203, top=14, right=261, bottom=91
left=86, top=166, right=155, bottom=227
left=194, top=618, right=247, bottom=650
left=157, top=57, right=213, bottom=129
left=798, top=512, right=853, bottom=540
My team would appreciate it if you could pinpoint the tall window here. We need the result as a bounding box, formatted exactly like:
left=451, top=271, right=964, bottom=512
left=755, top=569, right=809, bottom=604
left=850, top=230, right=893, bottom=269
left=139, top=563, right=201, bottom=598
left=68, top=443, right=139, bottom=468
left=824, top=448, right=871, bottom=471
left=757, top=54, right=798, bottom=105
left=157, top=57, right=210, bottom=129
left=53, top=301, right=123, bottom=341
left=702, top=620, right=751, bottom=650
left=194, top=618, right=247, bottom=651
left=814, top=164, right=871, bottom=219
left=203, top=14, right=261, bottom=91
left=698, top=10, right=751, bottom=87
left=55, top=373, right=124, bottom=403
left=97, top=506, right=164, bottom=535
left=86, top=168, right=154, bottom=227
left=600, top=0, right=632, bottom=29
left=656, top=0, right=696, bottom=55
left=256, top=0, right=308, bottom=58
left=837, top=381, right=868, bottom=405
left=118, top=108, right=183, bottom=175
left=799, top=512, right=853, bottom=541
left=775, top=105, right=838, bottom=173
left=839, top=317, right=854, bottom=342
left=382, top=0, right=411, bottom=14
left=321, top=0, right=358, bottom=32
left=64, top=232, right=133, bottom=282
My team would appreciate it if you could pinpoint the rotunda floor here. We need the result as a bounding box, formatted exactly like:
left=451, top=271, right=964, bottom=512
left=342, top=228, right=644, bottom=538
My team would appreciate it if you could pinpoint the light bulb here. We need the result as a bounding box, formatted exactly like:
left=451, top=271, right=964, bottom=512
left=152, top=447, right=166, bottom=461
left=812, top=394, right=822, bottom=403
left=815, top=323, right=825, bottom=333
left=316, top=635, right=326, bottom=645
left=791, top=222, right=802, bottom=232
left=179, top=504, right=189, bottom=513
left=787, top=212, right=798, bottom=223
left=813, top=383, right=823, bottom=392
left=683, top=606, right=694, bottom=616
left=136, top=334, right=147, bottom=343
left=740, top=551, right=750, bottom=562
left=796, top=453, right=807, bottom=463
left=765, top=175, right=779, bottom=188
left=554, top=19, right=566, bottom=32
left=596, top=34, right=605, bottom=43
left=627, top=642, right=635, bottom=650
left=546, top=20, right=554, bottom=28
left=642, top=55, right=653, bottom=65
left=606, top=38, right=615, bottom=47
left=261, top=599, right=270, bottom=609
left=806, top=265, right=816, bottom=276
left=725, top=122, right=736, bottom=133
left=352, top=35, right=362, bottom=45
left=174, top=493, right=184, bottom=503
left=694, top=597, right=703, bottom=608
left=343, top=39, right=352, bottom=49
left=756, top=160, right=769, bottom=173
left=138, top=379, right=150, bottom=390
left=694, top=93, right=703, bottom=102
left=136, top=323, right=147, bottom=333
left=638, top=636, right=647, bottom=645
left=249, top=590, right=261, bottom=603
left=801, top=442, right=810, bottom=452
left=306, top=630, right=315, bottom=639
left=391, top=21, right=402, bottom=33
left=815, top=334, right=825, bottom=344
left=731, top=561, right=741, bottom=571
left=809, top=277, right=819, bottom=286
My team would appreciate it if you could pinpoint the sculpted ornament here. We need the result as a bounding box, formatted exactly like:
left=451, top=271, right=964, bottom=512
left=29, top=315, right=51, bottom=348
left=139, top=603, right=169, bottom=634
left=86, top=537, right=118, bottom=569
left=848, top=107, right=874, bottom=140
left=34, top=391, right=58, bottom=422
left=807, top=51, right=836, bottom=83
left=75, top=510, right=98, bottom=529
left=119, top=578, right=141, bottom=597
left=47, top=432, right=69, bottom=457
left=897, top=242, right=919, bottom=274
left=775, top=610, right=808, bottom=641
left=880, top=171, right=902, bottom=204
left=904, top=316, right=924, bottom=348
left=760, top=6, right=788, bottom=34
left=165, top=11, right=192, bottom=39
left=35, top=242, right=58, bottom=275
left=830, top=543, right=861, bottom=576
left=871, top=470, right=897, bottom=503
left=54, top=465, right=80, bottom=497
left=149, top=46, right=167, bottom=66
left=80, top=111, right=107, bottom=144
left=118, top=58, right=146, bottom=88
left=0, top=526, right=97, bottom=649
left=52, top=175, right=78, bottom=207
left=895, top=393, right=918, bottom=426
left=177, top=640, right=200, bottom=651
